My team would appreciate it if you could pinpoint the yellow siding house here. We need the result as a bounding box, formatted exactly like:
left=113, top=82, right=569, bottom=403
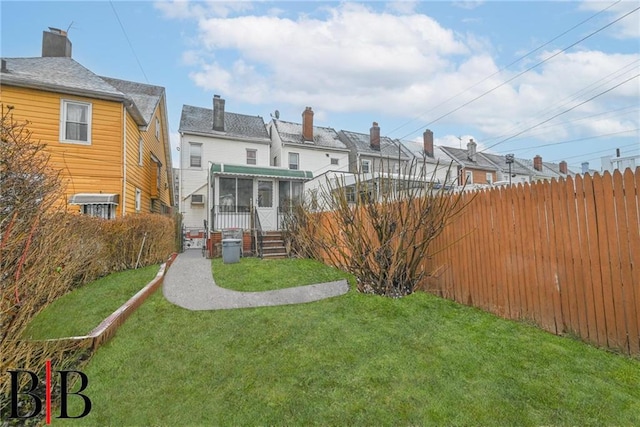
left=0, top=28, right=173, bottom=218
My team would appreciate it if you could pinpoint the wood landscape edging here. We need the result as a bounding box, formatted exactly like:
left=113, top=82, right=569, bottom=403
left=39, top=253, right=178, bottom=351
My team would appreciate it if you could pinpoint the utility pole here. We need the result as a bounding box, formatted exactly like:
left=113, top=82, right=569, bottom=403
left=505, top=154, right=515, bottom=186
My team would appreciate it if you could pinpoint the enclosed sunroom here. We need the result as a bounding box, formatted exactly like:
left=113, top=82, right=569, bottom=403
left=209, top=163, right=312, bottom=232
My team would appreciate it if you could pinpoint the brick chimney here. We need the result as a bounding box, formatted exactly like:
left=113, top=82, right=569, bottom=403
left=423, top=129, right=434, bottom=157
left=559, top=160, right=568, bottom=175
left=302, top=107, right=314, bottom=141
left=213, top=95, right=225, bottom=132
left=370, top=122, right=380, bottom=151
left=533, top=155, right=543, bottom=171
left=42, top=27, right=72, bottom=58
left=467, top=138, right=477, bottom=162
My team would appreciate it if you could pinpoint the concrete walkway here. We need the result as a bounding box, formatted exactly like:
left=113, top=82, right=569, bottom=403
left=163, top=250, right=349, bottom=310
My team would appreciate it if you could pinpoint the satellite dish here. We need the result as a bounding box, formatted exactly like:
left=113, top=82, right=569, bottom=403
left=275, top=110, right=280, bottom=119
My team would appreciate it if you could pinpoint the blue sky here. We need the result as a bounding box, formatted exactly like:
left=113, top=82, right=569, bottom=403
left=1, top=1, right=639, bottom=170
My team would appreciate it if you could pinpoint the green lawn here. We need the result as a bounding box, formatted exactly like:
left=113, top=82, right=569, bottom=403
left=212, top=257, right=351, bottom=291
left=23, top=264, right=160, bottom=339
left=56, top=258, right=640, bottom=426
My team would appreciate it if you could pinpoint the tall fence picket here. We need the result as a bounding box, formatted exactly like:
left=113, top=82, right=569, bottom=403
left=422, top=168, right=639, bottom=355
left=306, top=168, right=639, bottom=355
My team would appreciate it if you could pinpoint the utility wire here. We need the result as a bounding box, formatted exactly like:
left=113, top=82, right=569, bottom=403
left=550, top=142, right=639, bottom=162
left=496, top=128, right=639, bottom=154
left=385, top=0, right=623, bottom=137
left=492, top=105, right=639, bottom=144
left=478, top=73, right=640, bottom=153
left=479, top=59, right=640, bottom=145
left=109, top=0, right=149, bottom=83
left=398, top=4, right=640, bottom=141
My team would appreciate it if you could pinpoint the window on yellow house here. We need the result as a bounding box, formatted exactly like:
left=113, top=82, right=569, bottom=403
left=60, top=100, right=91, bottom=144
left=135, top=188, right=141, bottom=212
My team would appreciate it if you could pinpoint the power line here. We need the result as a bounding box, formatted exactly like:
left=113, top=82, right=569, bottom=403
left=551, top=142, right=639, bottom=163
left=478, top=73, right=640, bottom=153
left=479, top=59, right=640, bottom=146
left=385, top=0, right=623, bottom=138
left=109, top=0, right=149, bottom=83
left=398, top=3, right=640, bottom=141
left=495, top=128, right=639, bottom=154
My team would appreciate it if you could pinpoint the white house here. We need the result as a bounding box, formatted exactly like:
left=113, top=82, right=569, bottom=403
left=267, top=107, right=351, bottom=208
left=179, top=95, right=313, bottom=242
left=396, top=129, right=456, bottom=185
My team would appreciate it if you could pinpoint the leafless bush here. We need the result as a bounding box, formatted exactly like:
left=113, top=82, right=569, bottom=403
left=1, top=105, right=176, bottom=401
left=284, top=158, right=471, bottom=297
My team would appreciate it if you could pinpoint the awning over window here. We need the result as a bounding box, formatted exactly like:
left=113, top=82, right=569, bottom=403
left=210, top=163, right=313, bottom=180
left=69, top=193, right=119, bottom=205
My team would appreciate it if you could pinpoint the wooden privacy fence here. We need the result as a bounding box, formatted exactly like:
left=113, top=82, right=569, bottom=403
left=423, top=168, right=640, bottom=356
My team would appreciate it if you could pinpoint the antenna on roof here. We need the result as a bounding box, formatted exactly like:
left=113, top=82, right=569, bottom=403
left=457, top=136, right=462, bottom=149
left=66, top=21, right=75, bottom=35
left=270, top=110, right=280, bottom=120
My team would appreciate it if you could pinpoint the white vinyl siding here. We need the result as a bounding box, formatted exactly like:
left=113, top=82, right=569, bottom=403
left=190, top=143, right=202, bottom=168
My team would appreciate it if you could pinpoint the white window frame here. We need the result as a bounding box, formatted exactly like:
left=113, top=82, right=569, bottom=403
left=190, top=143, right=202, bottom=168
left=60, top=99, right=92, bottom=144
left=289, top=152, right=299, bottom=170
left=81, top=204, right=116, bottom=220
left=191, top=194, right=204, bottom=205
left=138, top=138, right=144, bottom=166
left=465, top=171, right=473, bottom=184
left=246, top=149, right=257, bottom=165
left=135, top=188, right=141, bottom=212
left=331, top=158, right=339, bottom=166
left=361, top=160, right=371, bottom=174
left=486, top=172, right=492, bottom=184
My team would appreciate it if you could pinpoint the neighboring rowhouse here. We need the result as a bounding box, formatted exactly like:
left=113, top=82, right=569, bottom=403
left=440, top=138, right=574, bottom=186
left=178, top=96, right=313, bottom=238
left=339, top=121, right=411, bottom=174
left=0, top=28, right=174, bottom=218
left=267, top=107, right=350, bottom=207
left=439, top=139, right=500, bottom=186
left=396, top=129, right=456, bottom=185
left=520, top=155, right=574, bottom=182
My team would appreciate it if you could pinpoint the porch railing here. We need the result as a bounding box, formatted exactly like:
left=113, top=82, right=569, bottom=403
left=252, top=207, right=264, bottom=258
left=211, top=205, right=252, bottom=231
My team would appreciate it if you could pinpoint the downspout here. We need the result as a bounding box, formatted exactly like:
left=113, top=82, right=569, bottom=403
left=122, top=104, right=127, bottom=216
left=207, top=161, right=212, bottom=236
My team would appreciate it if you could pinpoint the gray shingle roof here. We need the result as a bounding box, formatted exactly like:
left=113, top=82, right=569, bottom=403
left=273, top=120, right=347, bottom=150
left=100, top=77, right=164, bottom=125
left=0, top=57, right=164, bottom=126
left=439, top=146, right=498, bottom=171
left=480, top=152, right=535, bottom=176
left=179, top=105, right=269, bottom=141
left=1, top=57, right=123, bottom=99
left=339, top=130, right=409, bottom=159
left=516, top=159, right=575, bottom=178
left=398, top=139, right=453, bottom=165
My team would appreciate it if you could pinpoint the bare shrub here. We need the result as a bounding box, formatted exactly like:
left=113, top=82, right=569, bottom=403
left=285, top=159, right=471, bottom=297
left=1, top=105, right=176, bottom=404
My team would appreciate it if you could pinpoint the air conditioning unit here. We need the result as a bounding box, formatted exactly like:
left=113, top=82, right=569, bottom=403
left=191, top=194, right=204, bottom=205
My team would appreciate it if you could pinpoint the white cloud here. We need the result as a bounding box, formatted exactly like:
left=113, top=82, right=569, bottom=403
left=162, top=1, right=638, bottom=150
left=579, top=0, right=640, bottom=39
left=386, top=1, right=419, bottom=15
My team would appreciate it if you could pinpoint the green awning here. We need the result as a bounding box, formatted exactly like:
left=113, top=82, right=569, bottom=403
left=210, top=163, right=313, bottom=180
